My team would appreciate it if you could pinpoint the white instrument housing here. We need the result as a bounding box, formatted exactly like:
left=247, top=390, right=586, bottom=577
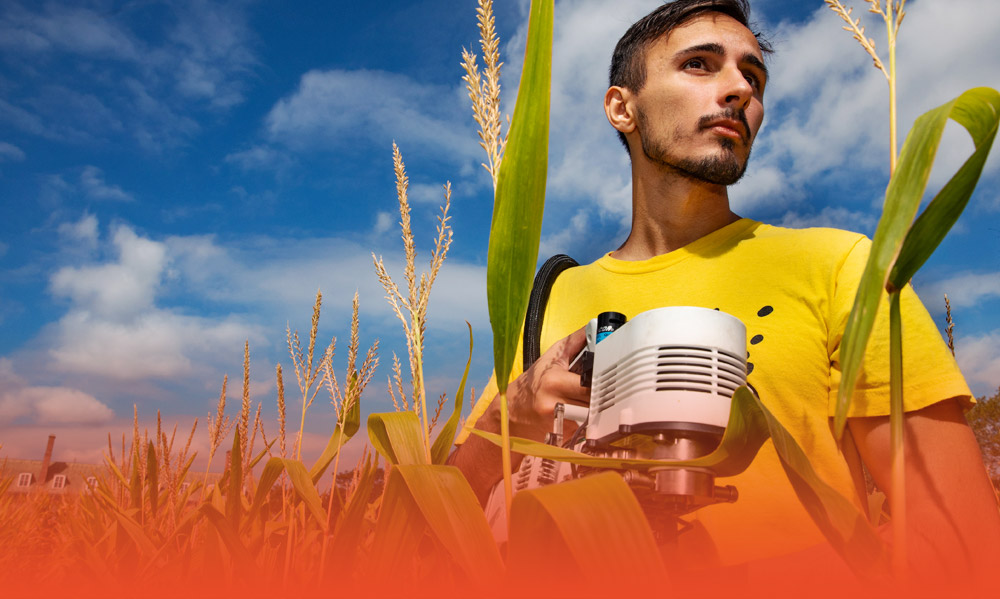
left=585, top=306, right=747, bottom=448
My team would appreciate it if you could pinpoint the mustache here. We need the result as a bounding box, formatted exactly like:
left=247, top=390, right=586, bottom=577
left=698, top=109, right=751, bottom=143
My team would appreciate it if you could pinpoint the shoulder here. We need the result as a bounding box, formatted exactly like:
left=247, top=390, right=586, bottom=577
left=749, top=223, right=872, bottom=271
left=751, top=222, right=869, bottom=250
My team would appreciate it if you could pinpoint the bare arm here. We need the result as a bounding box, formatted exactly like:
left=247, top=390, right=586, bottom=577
left=448, top=327, right=590, bottom=505
left=848, top=398, right=1000, bottom=582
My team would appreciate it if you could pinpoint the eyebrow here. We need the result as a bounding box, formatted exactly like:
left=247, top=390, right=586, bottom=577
left=674, top=42, right=769, bottom=81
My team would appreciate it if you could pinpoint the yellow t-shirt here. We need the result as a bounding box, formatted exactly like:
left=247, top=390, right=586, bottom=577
left=464, top=218, right=971, bottom=564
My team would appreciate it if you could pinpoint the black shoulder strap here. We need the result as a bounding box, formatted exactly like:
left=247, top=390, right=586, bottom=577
left=523, top=254, right=579, bottom=371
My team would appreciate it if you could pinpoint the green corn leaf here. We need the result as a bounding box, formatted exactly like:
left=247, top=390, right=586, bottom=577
left=758, top=392, right=887, bottom=577
left=472, top=386, right=769, bottom=476
left=368, top=411, right=429, bottom=465
left=226, top=430, right=242, bottom=529
left=145, top=441, right=158, bottom=519
left=248, top=439, right=275, bottom=471
left=889, top=88, right=1000, bottom=287
left=431, top=322, right=474, bottom=464
left=199, top=503, right=255, bottom=572
left=281, top=458, right=328, bottom=530
left=507, top=471, right=664, bottom=592
left=835, top=87, right=1000, bottom=437
left=110, top=509, right=157, bottom=556
left=175, top=453, right=196, bottom=487
left=368, top=465, right=503, bottom=589
left=486, top=0, right=553, bottom=395
left=104, top=456, right=130, bottom=489
left=327, top=453, right=380, bottom=579
left=246, top=457, right=285, bottom=527
left=129, top=447, right=142, bottom=511
left=478, top=387, right=885, bottom=576
left=309, top=381, right=362, bottom=483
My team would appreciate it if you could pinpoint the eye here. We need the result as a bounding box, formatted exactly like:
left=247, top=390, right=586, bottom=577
left=682, top=58, right=706, bottom=70
left=744, top=72, right=758, bottom=89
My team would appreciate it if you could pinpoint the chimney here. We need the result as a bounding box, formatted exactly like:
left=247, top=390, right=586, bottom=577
left=39, top=434, right=56, bottom=485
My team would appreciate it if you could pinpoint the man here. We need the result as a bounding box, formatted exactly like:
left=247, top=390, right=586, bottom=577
left=450, top=0, right=1000, bottom=582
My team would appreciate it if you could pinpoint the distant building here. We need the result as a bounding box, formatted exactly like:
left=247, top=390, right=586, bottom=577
left=1, top=434, right=222, bottom=497
left=1, top=435, right=102, bottom=496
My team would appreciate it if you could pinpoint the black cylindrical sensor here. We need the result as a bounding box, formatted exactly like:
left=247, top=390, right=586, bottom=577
left=595, top=311, right=627, bottom=343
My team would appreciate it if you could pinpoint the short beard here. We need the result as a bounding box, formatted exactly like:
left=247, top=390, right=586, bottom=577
left=636, top=108, right=751, bottom=186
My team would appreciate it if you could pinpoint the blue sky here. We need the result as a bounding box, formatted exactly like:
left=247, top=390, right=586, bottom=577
left=2, top=0, right=999, bottom=466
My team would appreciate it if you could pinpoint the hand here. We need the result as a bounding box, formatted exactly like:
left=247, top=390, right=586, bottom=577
left=486, top=327, right=591, bottom=441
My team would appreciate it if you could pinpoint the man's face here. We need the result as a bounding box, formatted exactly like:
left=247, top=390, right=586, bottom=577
left=629, top=12, right=767, bottom=185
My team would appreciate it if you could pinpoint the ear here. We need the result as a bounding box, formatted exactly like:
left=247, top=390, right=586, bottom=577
left=604, top=86, right=636, bottom=135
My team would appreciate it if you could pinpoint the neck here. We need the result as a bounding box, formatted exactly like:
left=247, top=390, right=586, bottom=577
left=611, top=156, right=741, bottom=261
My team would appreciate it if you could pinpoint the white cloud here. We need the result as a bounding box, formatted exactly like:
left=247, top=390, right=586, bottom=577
left=50, top=309, right=252, bottom=380
left=374, top=211, right=394, bottom=235
left=225, top=145, right=294, bottom=173
left=776, top=206, right=878, bottom=235
left=0, top=362, right=113, bottom=425
left=954, top=329, right=1000, bottom=396
left=57, top=213, right=99, bottom=251
left=22, top=386, right=115, bottom=424
left=45, top=223, right=265, bottom=381
left=265, top=69, right=478, bottom=160
left=921, top=272, right=1000, bottom=310
left=79, top=166, right=134, bottom=202
left=51, top=225, right=166, bottom=319
left=166, top=232, right=489, bottom=336
left=165, top=0, right=255, bottom=108
left=409, top=182, right=451, bottom=205
left=0, top=0, right=255, bottom=149
left=0, top=141, right=25, bottom=161
left=0, top=3, right=139, bottom=59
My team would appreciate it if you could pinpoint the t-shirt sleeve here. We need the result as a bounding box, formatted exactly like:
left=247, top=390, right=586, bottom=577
left=827, top=237, right=973, bottom=418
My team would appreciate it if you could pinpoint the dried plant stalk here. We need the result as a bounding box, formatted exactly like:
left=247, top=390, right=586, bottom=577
left=288, top=289, right=336, bottom=460
left=825, top=0, right=888, bottom=78
left=461, top=0, right=506, bottom=189
left=276, top=363, right=287, bottom=459
left=373, top=144, right=453, bottom=461
left=825, top=0, right=906, bottom=173
left=944, top=294, right=956, bottom=357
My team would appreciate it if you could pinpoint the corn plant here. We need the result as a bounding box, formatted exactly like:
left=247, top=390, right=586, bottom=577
left=827, top=0, right=1000, bottom=575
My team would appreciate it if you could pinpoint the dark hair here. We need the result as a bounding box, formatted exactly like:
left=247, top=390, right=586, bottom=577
left=609, top=0, right=772, bottom=151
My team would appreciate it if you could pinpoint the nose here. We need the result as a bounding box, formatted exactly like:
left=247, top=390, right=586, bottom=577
left=721, top=64, right=753, bottom=109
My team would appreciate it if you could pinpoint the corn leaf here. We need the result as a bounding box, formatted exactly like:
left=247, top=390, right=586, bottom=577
left=110, top=509, right=157, bottom=556
left=758, top=392, right=887, bottom=577
left=368, top=411, right=429, bottom=465
left=247, top=457, right=285, bottom=526
left=281, top=458, right=328, bottom=530
left=369, top=465, right=503, bottom=587
left=104, top=456, right=130, bottom=489
left=472, top=386, right=768, bottom=475
left=226, top=430, right=242, bottom=530
left=327, top=453, right=379, bottom=578
left=129, top=446, right=142, bottom=511
left=248, top=439, right=275, bottom=471
left=431, top=322, right=474, bottom=464
left=835, top=87, right=1000, bottom=436
left=309, top=384, right=362, bottom=483
left=199, top=503, right=255, bottom=572
left=507, top=471, right=664, bottom=590
left=486, top=0, right=553, bottom=395
left=145, top=440, right=158, bottom=519
left=889, top=88, right=1000, bottom=287
left=479, top=387, right=885, bottom=576
left=365, top=472, right=427, bottom=584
